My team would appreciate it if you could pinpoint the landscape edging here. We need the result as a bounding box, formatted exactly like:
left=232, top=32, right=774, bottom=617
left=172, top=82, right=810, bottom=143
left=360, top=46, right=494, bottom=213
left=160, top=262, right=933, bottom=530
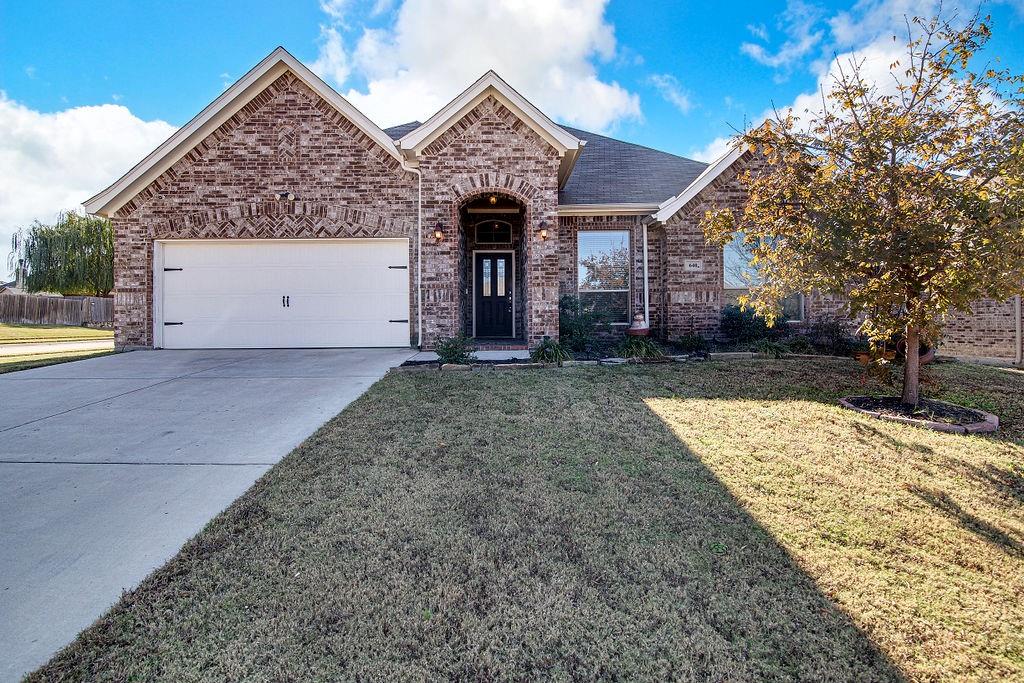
left=838, top=396, right=999, bottom=434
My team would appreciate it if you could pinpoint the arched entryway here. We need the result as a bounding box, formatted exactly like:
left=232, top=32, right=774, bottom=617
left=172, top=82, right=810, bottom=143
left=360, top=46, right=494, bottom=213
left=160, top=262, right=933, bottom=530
left=457, top=192, right=528, bottom=343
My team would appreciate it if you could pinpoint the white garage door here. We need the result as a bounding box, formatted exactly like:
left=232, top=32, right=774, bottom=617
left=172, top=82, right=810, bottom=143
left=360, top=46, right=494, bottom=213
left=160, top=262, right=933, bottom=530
left=157, top=239, right=410, bottom=349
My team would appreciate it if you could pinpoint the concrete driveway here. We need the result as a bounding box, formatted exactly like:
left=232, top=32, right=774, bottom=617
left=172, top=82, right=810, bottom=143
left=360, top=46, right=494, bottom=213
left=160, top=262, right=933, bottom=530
left=0, top=348, right=414, bottom=681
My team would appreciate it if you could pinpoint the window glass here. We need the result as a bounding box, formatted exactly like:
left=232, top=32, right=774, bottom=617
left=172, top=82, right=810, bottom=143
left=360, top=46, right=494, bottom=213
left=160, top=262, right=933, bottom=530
left=476, top=221, right=512, bottom=244
left=482, top=259, right=491, bottom=297
left=725, top=232, right=804, bottom=322
left=781, top=293, right=804, bottom=322
left=497, top=259, right=505, bottom=296
left=577, top=230, right=629, bottom=323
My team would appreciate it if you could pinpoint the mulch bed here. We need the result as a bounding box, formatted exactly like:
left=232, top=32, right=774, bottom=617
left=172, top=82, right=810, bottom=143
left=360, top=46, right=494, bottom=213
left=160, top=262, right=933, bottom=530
left=400, top=358, right=533, bottom=367
left=841, top=396, right=998, bottom=434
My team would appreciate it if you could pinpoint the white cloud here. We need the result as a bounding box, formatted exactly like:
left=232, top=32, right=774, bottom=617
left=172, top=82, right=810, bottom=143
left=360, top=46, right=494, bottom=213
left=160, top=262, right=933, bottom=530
left=689, top=135, right=734, bottom=163
left=314, top=0, right=640, bottom=132
left=0, top=93, right=176, bottom=275
left=697, top=0, right=992, bottom=161
left=319, top=0, right=350, bottom=21
left=746, top=23, right=770, bottom=41
left=309, top=25, right=351, bottom=86
left=740, top=0, right=825, bottom=73
left=647, top=74, right=692, bottom=114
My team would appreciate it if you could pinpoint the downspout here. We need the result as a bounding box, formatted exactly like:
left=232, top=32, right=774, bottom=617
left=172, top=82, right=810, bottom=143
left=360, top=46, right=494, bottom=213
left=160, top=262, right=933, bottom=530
left=642, top=221, right=650, bottom=326
left=400, top=158, right=423, bottom=349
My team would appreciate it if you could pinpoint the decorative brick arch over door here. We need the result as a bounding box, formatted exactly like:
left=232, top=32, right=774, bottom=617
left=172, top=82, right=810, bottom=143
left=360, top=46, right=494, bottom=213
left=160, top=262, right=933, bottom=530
left=434, top=174, right=558, bottom=347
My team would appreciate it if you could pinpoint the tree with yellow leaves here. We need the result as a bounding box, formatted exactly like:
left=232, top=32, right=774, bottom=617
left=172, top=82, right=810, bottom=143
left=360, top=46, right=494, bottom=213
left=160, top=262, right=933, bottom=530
left=703, top=12, right=1024, bottom=406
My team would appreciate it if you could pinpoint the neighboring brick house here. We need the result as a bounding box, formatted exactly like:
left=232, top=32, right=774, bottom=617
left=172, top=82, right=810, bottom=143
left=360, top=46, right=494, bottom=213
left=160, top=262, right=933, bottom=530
left=85, top=47, right=1022, bottom=365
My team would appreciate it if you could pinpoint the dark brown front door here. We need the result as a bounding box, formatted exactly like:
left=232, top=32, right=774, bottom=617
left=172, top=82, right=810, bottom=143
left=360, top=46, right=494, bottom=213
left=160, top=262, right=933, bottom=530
left=475, top=252, right=513, bottom=337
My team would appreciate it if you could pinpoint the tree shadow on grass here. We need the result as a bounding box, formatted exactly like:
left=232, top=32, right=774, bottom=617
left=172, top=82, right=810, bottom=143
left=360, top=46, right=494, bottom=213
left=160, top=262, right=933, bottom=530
left=907, top=485, right=1024, bottom=558
left=28, top=366, right=914, bottom=681
left=953, top=461, right=1024, bottom=506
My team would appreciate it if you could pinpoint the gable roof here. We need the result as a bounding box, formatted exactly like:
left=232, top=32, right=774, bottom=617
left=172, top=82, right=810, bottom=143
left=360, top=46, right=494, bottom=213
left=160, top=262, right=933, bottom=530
left=653, top=141, right=746, bottom=223
left=557, top=126, right=707, bottom=206
left=393, top=70, right=585, bottom=188
left=385, top=122, right=708, bottom=209
left=84, top=47, right=404, bottom=217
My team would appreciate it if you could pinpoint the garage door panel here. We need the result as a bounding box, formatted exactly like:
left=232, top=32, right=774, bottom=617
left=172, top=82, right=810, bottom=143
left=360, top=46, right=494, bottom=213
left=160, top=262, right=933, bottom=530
left=159, top=240, right=410, bottom=349
left=163, top=320, right=409, bottom=348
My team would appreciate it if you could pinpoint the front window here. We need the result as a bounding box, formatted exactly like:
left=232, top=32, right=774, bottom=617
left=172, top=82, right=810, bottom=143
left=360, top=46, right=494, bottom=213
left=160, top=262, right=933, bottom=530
left=578, top=230, right=629, bottom=324
left=725, top=232, right=804, bottom=322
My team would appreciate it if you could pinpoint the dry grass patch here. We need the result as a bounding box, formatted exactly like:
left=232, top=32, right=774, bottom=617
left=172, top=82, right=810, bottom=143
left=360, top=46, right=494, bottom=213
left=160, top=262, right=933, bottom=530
left=29, top=359, right=1022, bottom=682
left=0, top=323, right=112, bottom=344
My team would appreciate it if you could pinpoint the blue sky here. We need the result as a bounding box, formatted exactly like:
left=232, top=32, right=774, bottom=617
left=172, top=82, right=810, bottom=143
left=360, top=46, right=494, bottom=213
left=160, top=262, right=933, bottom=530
left=1, top=0, right=1022, bottom=261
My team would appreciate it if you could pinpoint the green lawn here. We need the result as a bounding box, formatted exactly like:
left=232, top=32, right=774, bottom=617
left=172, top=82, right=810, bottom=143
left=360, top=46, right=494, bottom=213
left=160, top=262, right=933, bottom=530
left=30, top=360, right=1023, bottom=682
left=0, top=349, right=115, bottom=374
left=0, top=323, right=112, bottom=345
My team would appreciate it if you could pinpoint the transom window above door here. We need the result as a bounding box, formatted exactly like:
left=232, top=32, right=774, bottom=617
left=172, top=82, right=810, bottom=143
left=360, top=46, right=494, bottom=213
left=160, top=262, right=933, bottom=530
left=475, top=220, right=512, bottom=244
left=577, top=230, right=630, bottom=324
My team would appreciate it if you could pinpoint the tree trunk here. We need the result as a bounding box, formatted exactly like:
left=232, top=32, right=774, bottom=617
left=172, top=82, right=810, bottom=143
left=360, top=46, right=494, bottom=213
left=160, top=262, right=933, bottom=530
left=902, top=326, right=921, bottom=407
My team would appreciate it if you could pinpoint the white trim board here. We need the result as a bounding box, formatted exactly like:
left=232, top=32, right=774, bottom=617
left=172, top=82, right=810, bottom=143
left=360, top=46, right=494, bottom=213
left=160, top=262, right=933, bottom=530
left=558, top=203, right=660, bottom=216
left=84, top=47, right=403, bottom=217
left=652, top=142, right=747, bottom=224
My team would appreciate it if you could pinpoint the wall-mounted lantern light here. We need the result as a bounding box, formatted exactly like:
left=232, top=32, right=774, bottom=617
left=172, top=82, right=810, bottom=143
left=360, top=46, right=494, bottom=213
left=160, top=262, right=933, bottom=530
left=488, top=194, right=498, bottom=205
left=433, top=223, right=445, bottom=241
left=277, top=191, right=296, bottom=201
left=538, top=221, right=549, bottom=240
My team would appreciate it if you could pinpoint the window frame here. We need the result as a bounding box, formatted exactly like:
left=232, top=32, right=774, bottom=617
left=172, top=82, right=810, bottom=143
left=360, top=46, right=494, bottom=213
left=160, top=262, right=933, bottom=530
left=576, top=229, right=631, bottom=325
left=474, top=220, right=513, bottom=245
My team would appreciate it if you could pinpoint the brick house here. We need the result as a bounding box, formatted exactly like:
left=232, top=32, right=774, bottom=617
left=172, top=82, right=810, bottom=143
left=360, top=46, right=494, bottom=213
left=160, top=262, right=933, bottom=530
left=85, top=48, right=1022, bottom=364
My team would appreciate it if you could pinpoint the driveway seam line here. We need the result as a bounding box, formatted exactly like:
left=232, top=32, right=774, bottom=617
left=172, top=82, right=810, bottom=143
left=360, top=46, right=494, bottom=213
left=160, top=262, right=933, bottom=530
left=0, top=351, right=276, bottom=435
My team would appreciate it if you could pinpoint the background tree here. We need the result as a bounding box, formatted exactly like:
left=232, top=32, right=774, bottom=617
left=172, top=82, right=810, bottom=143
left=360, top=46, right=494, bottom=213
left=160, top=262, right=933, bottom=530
left=702, top=12, right=1024, bottom=406
left=8, top=211, right=114, bottom=297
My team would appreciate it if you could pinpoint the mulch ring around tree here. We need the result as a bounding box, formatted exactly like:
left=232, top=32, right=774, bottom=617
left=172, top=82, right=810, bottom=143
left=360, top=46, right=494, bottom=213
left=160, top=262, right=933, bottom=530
left=839, top=396, right=999, bottom=434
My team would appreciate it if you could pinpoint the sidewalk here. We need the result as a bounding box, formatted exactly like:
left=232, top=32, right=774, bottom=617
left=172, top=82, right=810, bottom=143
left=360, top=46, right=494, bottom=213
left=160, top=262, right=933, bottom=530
left=0, top=339, right=114, bottom=357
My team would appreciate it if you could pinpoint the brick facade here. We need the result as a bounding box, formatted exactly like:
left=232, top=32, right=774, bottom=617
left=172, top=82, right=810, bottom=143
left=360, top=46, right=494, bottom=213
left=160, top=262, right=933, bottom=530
left=943, top=297, right=1022, bottom=362
left=112, top=72, right=418, bottom=347
left=652, top=152, right=758, bottom=338
left=108, top=68, right=1021, bottom=362
left=417, top=95, right=561, bottom=347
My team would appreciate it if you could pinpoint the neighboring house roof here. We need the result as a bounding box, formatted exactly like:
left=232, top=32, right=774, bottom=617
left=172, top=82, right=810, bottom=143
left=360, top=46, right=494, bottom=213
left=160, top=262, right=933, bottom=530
left=653, top=142, right=746, bottom=223
left=382, top=121, right=423, bottom=140
left=84, top=47, right=404, bottom=217
left=394, top=70, right=585, bottom=189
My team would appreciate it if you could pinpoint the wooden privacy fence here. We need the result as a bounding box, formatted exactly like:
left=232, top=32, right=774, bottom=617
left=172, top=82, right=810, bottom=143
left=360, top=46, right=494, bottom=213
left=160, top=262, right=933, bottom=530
left=0, top=293, right=113, bottom=326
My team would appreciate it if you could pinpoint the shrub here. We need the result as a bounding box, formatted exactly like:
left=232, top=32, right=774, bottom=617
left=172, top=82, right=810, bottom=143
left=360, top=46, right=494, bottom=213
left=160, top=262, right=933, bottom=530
left=531, top=336, right=571, bottom=366
left=806, top=317, right=868, bottom=356
left=616, top=335, right=665, bottom=359
left=785, top=335, right=815, bottom=354
left=558, top=295, right=608, bottom=354
left=720, top=304, right=781, bottom=343
left=755, top=339, right=788, bottom=358
left=434, top=334, right=476, bottom=365
left=674, top=334, right=710, bottom=354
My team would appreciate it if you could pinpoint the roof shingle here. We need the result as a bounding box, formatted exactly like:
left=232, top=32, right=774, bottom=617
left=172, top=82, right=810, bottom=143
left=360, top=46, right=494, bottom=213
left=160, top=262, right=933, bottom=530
left=382, top=122, right=707, bottom=206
